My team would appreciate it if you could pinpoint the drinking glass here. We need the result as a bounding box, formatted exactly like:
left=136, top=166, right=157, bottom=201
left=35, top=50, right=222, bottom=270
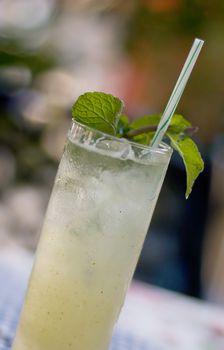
left=13, top=121, right=172, bottom=350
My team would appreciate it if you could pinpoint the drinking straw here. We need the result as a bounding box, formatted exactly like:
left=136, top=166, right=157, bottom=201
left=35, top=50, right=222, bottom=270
left=151, top=38, right=204, bottom=148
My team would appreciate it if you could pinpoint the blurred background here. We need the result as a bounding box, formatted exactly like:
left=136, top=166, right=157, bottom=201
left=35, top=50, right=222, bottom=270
left=0, top=0, right=224, bottom=304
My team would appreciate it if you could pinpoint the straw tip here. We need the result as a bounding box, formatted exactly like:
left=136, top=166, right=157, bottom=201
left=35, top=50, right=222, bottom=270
left=195, top=38, right=205, bottom=45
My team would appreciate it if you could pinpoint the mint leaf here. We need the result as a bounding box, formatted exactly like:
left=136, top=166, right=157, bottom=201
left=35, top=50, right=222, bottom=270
left=71, top=91, right=204, bottom=198
left=129, top=114, right=190, bottom=135
left=170, top=114, right=191, bottom=129
left=132, top=133, right=154, bottom=145
left=72, top=92, right=124, bottom=135
left=169, top=114, right=192, bottom=135
left=117, top=114, right=130, bottom=137
left=167, top=132, right=204, bottom=198
left=128, top=113, right=204, bottom=197
left=127, top=114, right=190, bottom=145
left=128, top=115, right=161, bottom=144
left=130, top=114, right=161, bottom=129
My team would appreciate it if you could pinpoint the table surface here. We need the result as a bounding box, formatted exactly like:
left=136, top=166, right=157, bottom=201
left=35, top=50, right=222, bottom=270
left=0, top=245, right=224, bottom=350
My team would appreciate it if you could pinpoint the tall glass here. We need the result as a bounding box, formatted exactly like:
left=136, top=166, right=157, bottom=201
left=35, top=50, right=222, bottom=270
left=12, top=121, right=172, bottom=350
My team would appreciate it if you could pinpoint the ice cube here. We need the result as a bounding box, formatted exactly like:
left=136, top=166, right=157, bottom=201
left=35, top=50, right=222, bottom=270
left=95, top=137, right=132, bottom=160
left=139, top=148, right=168, bottom=165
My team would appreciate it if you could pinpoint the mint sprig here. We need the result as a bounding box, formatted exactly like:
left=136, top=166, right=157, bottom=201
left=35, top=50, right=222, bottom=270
left=167, top=133, right=204, bottom=198
left=72, top=92, right=123, bottom=135
left=72, top=91, right=204, bottom=197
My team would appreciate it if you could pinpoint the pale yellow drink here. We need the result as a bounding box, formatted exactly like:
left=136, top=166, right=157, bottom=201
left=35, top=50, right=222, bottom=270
left=13, top=122, right=172, bottom=350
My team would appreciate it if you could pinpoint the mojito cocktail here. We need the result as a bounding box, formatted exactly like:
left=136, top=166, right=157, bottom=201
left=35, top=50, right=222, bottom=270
left=13, top=121, right=172, bottom=350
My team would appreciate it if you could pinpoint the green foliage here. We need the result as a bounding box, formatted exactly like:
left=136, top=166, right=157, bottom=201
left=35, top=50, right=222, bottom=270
left=117, top=115, right=130, bottom=137
left=167, top=132, right=204, bottom=198
left=72, top=92, right=124, bottom=135
left=72, top=92, right=204, bottom=197
left=130, top=114, right=161, bottom=129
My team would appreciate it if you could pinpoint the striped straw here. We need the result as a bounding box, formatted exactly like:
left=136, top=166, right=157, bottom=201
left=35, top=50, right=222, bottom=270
left=151, top=38, right=204, bottom=148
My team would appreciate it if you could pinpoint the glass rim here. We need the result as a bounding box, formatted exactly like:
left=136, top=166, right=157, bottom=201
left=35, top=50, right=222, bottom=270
left=69, top=120, right=172, bottom=157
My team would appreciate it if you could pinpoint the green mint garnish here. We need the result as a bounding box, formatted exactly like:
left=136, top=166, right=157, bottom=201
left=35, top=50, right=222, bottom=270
left=166, top=133, right=204, bottom=198
left=72, top=91, right=204, bottom=198
left=72, top=92, right=124, bottom=135
left=167, top=114, right=204, bottom=197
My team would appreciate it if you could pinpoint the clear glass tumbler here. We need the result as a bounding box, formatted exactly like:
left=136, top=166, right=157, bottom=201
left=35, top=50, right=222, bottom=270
left=12, top=121, right=172, bottom=350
